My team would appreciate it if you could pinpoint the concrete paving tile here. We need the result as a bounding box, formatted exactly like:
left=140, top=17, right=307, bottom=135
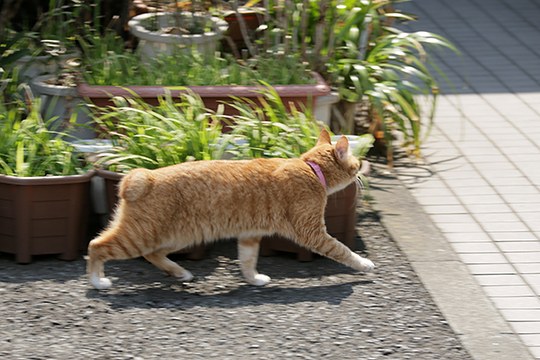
left=500, top=242, right=540, bottom=253
left=488, top=176, right=533, bottom=187
left=452, top=186, right=498, bottom=196
left=445, top=232, right=492, bottom=242
left=474, top=274, right=525, bottom=286
left=422, top=204, right=468, bottom=214
left=528, top=346, right=540, bottom=359
left=482, top=168, right=528, bottom=178
left=510, top=322, right=540, bottom=334
left=515, top=263, right=540, bottom=274
left=519, top=334, right=540, bottom=347
left=524, top=221, right=540, bottom=233
left=450, top=178, right=492, bottom=188
left=482, top=221, right=531, bottom=233
left=466, top=203, right=514, bottom=213
left=430, top=214, right=477, bottom=223
left=500, top=310, right=540, bottom=322
left=502, top=194, right=540, bottom=204
left=510, top=203, right=540, bottom=213
left=490, top=232, right=539, bottom=242
left=458, top=194, right=506, bottom=205
left=474, top=161, right=516, bottom=171
left=499, top=146, right=539, bottom=156
left=437, top=221, right=485, bottom=233
left=403, top=176, right=446, bottom=189
left=468, top=264, right=516, bottom=275
left=465, top=153, right=509, bottom=162
left=491, top=297, right=540, bottom=310
left=530, top=284, right=540, bottom=297
left=522, top=274, right=540, bottom=285
left=506, top=253, right=540, bottom=264
left=494, top=185, right=539, bottom=195
left=483, top=285, right=536, bottom=297
left=410, top=187, right=454, bottom=197
left=415, top=195, right=461, bottom=206
left=473, top=212, right=521, bottom=223
left=451, top=242, right=500, bottom=253
left=459, top=253, right=508, bottom=264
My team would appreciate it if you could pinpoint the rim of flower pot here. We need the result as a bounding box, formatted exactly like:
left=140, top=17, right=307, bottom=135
left=222, top=6, right=267, bottom=18
left=77, top=72, right=331, bottom=99
left=128, top=12, right=229, bottom=44
left=0, top=170, right=95, bottom=185
left=31, top=74, right=78, bottom=97
left=96, top=168, right=125, bottom=181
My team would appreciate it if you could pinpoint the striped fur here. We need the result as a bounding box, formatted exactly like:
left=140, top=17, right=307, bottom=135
left=87, top=130, right=374, bottom=290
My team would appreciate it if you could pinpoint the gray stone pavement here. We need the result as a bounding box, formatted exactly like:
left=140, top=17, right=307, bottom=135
left=371, top=0, right=540, bottom=359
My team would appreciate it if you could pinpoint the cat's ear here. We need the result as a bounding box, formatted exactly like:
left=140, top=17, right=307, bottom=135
left=317, top=129, right=332, bottom=146
left=335, top=136, right=350, bottom=162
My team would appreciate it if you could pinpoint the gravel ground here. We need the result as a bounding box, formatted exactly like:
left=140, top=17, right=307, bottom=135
left=0, top=202, right=471, bottom=360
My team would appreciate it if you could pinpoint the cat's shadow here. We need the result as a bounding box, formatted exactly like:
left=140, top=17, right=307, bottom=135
left=86, top=278, right=372, bottom=309
left=85, top=240, right=374, bottom=309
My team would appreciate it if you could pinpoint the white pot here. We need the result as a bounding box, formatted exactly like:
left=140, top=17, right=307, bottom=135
left=314, top=92, right=340, bottom=125
left=128, top=12, right=228, bottom=60
left=31, top=75, right=96, bottom=140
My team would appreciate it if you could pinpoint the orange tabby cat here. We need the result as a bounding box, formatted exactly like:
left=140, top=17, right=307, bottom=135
left=87, top=129, right=374, bottom=290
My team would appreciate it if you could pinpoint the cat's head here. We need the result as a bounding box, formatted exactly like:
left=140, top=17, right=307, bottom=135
left=301, top=129, right=361, bottom=195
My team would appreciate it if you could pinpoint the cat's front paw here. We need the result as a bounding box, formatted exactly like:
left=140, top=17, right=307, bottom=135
left=90, top=275, right=112, bottom=290
left=351, top=253, right=375, bottom=273
left=360, top=258, right=375, bottom=272
left=249, top=274, right=271, bottom=286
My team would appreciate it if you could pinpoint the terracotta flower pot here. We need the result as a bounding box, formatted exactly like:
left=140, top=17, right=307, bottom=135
left=76, top=72, right=331, bottom=116
left=0, top=171, right=94, bottom=263
left=221, top=7, right=265, bottom=55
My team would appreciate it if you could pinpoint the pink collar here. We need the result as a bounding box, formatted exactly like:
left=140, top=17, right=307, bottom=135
left=306, top=161, right=327, bottom=188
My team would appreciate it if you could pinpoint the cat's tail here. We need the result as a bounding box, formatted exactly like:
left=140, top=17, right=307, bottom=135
left=119, top=168, right=154, bottom=202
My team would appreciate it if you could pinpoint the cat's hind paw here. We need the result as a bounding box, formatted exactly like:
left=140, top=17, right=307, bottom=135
left=177, top=270, right=194, bottom=282
left=249, top=274, right=271, bottom=286
left=90, top=275, right=112, bottom=290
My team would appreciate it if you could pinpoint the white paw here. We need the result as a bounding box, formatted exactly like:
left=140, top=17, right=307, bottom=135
left=352, top=253, right=375, bottom=273
left=90, top=275, right=112, bottom=290
left=250, top=274, right=271, bottom=286
left=178, top=271, right=194, bottom=282
left=360, top=258, right=375, bottom=273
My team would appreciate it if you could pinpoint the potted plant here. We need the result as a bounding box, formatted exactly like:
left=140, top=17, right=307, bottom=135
left=128, top=0, right=229, bottom=60
left=0, top=96, right=93, bottom=264
left=76, top=47, right=331, bottom=116
left=30, top=51, right=95, bottom=141
left=259, top=0, right=456, bottom=166
left=90, top=92, right=227, bottom=259
left=224, top=87, right=374, bottom=261
left=6, top=1, right=86, bottom=81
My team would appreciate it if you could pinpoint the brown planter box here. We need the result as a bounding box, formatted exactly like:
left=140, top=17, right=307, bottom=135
left=221, top=8, right=264, bottom=54
left=76, top=72, right=330, bottom=116
left=261, top=160, right=370, bottom=261
left=0, top=171, right=94, bottom=263
left=96, top=169, right=208, bottom=260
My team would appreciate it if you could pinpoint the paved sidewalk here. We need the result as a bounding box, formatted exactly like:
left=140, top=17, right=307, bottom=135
left=386, top=0, right=540, bottom=359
